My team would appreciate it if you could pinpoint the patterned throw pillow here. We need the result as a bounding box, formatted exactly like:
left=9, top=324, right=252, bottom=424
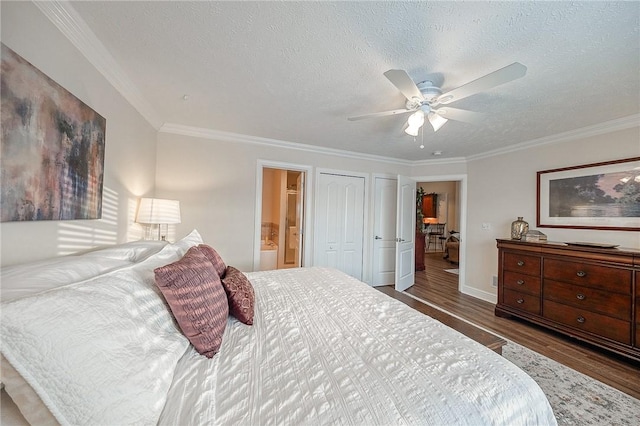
left=154, top=246, right=229, bottom=357
left=221, top=266, right=255, bottom=325
left=197, top=244, right=227, bottom=278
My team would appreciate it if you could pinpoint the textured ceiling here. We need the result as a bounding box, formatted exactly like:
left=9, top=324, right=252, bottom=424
left=69, top=1, right=639, bottom=161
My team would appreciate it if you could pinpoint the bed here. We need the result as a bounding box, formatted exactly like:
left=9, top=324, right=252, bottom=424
left=0, top=230, right=557, bottom=425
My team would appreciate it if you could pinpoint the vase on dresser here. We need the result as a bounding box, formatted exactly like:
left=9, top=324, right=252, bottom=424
left=510, top=217, right=529, bottom=240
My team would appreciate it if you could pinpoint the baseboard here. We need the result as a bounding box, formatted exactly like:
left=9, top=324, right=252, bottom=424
left=460, top=285, right=497, bottom=304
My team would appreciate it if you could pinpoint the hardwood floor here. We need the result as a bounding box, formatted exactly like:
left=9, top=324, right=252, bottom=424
left=384, top=251, right=640, bottom=400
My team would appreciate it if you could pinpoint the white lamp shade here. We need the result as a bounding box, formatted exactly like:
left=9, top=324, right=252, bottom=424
left=407, top=110, right=425, bottom=128
left=428, top=113, right=449, bottom=132
left=404, top=125, right=420, bottom=136
left=136, top=198, right=181, bottom=224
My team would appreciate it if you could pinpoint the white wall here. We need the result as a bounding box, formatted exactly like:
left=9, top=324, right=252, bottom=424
left=0, top=2, right=158, bottom=266
left=155, top=132, right=411, bottom=276
left=459, top=127, right=639, bottom=301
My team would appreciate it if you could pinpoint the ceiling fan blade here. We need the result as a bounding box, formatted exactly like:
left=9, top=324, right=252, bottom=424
left=347, top=108, right=413, bottom=121
left=436, top=62, right=527, bottom=105
left=383, top=69, right=424, bottom=101
left=434, top=107, right=485, bottom=125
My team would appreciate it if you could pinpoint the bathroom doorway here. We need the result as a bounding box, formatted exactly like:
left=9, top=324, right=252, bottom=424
left=259, top=167, right=306, bottom=271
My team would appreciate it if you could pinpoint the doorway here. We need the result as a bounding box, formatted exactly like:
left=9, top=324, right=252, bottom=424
left=370, top=174, right=416, bottom=291
left=415, top=176, right=467, bottom=293
left=254, top=161, right=311, bottom=272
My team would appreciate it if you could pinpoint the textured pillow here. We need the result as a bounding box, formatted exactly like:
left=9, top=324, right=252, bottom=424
left=154, top=247, right=229, bottom=357
left=221, top=266, right=255, bottom=325
left=196, top=244, right=227, bottom=278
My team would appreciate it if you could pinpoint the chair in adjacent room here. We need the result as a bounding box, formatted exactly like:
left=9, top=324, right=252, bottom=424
left=426, top=223, right=446, bottom=251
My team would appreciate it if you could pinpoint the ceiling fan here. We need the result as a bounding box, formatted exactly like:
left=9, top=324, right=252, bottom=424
left=348, top=62, right=527, bottom=136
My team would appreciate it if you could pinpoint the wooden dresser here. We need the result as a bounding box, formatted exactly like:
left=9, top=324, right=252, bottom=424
left=495, top=239, right=640, bottom=361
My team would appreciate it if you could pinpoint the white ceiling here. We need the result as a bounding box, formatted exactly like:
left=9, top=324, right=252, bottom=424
left=65, top=1, right=639, bottom=161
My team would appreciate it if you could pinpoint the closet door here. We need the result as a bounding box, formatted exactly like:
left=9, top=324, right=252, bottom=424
left=314, top=173, right=365, bottom=280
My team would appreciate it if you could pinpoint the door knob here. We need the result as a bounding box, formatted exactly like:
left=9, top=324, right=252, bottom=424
left=374, top=236, right=382, bottom=240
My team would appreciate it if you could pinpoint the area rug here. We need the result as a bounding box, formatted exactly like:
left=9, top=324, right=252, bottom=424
left=503, top=342, right=640, bottom=425
left=401, top=292, right=640, bottom=426
left=444, top=268, right=459, bottom=275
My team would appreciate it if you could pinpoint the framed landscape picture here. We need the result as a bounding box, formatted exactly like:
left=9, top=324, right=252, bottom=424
left=537, top=157, right=640, bottom=231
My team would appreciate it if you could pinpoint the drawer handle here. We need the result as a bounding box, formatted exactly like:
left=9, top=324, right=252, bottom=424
left=516, top=279, right=524, bottom=285
left=576, top=270, right=586, bottom=277
left=517, top=260, right=525, bottom=266
left=577, top=316, right=585, bottom=324
left=576, top=293, right=586, bottom=300
left=516, top=298, right=524, bottom=304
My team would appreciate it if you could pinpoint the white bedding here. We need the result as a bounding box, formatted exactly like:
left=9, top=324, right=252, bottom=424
left=0, top=240, right=167, bottom=302
left=0, top=233, right=201, bottom=425
left=160, top=267, right=556, bottom=426
left=1, top=237, right=556, bottom=425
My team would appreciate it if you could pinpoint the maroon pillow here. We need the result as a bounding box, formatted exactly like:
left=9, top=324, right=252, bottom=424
left=197, top=244, right=227, bottom=278
left=221, top=266, right=255, bottom=325
left=154, top=246, right=229, bottom=358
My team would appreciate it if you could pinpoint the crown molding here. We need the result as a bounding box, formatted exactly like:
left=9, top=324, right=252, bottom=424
left=411, top=156, right=468, bottom=167
left=33, top=0, right=163, bottom=129
left=466, top=114, right=640, bottom=162
left=34, top=0, right=638, bottom=164
left=159, top=123, right=418, bottom=166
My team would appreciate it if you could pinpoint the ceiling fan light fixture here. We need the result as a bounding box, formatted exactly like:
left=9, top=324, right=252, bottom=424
left=407, top=110, right=425, bottom=128
left=404, top=125, right=420, bottom=137
left=428, top=112, right=449, bottom=132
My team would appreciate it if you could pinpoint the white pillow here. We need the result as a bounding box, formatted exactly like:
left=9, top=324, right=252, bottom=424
left=0, top=230, right=204, bottom=425
left=169, top=229, right=204, bottom=254
left=79, top=240, right=168, bottom=262
left=0, top=256, right=132, bottom=302
left=0, top=234, right=202, bottom=303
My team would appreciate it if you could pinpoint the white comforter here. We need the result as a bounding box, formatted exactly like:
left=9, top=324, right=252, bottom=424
left=1, top=233, right=555, bottom=426
left=160, top=267, right=556, bottom=426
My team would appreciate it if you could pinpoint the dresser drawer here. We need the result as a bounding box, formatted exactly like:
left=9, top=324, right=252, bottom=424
left=503, top=271, right=541, bottom=296
left=543, top=258, right=631, bottom=294
left=636, top=293, right=639, bottom=347
left=503, top=252, right=541, bottom=276
left=503, top=289, right=540, bottom=315
left=543, top=300, right=631, bottom=345
left=543, top=280, right=631, bottom=321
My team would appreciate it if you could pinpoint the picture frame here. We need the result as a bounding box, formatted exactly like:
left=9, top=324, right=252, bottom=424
left=1, top=43, right=106, bottom=222
left=537, top=157, right=640, bottom=231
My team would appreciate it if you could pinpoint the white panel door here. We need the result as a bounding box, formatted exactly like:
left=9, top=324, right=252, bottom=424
left=395, top=175, right=416, bottom=291
left=315, top=173, right=365, bottom=280
left=372, top=177, right=397, bottom=286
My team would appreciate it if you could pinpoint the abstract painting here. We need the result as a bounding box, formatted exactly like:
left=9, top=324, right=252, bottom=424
left=1, top=43, right=106, bottom=222
left=537, top=157, right=640, bottom=231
